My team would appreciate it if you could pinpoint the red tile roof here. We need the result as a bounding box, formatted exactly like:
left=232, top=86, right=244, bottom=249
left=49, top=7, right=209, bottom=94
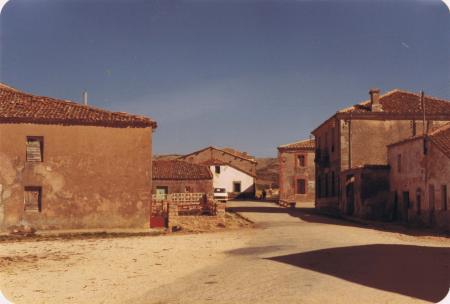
left=430, top=123, right=450, bottom=159
left=278, top=139, right=315, bottom=151
left=152, top=160, right=213, bottom=180
left=0, top=83, right=157, bottom=128
left=340, top=89, right=450, bottom=115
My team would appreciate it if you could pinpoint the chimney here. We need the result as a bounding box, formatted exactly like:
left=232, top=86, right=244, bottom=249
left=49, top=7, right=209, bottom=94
left=369, top=88, right=382, bottom=112
left=83, top=91, right=88, bottom=106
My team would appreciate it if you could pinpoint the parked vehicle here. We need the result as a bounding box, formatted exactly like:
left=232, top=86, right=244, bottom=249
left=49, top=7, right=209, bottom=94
left=214, top=188, right=228, bottom=202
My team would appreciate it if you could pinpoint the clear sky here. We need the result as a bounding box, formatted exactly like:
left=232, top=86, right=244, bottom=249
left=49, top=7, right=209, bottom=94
left=1, top=0, right=449, bottom=157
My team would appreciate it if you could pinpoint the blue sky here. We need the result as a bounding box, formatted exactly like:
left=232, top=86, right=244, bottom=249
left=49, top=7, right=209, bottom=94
left=1, top=0, right=449, bottom=157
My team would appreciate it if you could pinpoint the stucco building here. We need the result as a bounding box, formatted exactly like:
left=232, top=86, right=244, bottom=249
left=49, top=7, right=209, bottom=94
left=387, top=124, right=450, bottom=230
left=178, top=146, right=257, bottom=199
left=152, top=160, right=213, bottom=197
left=312, top=88, right=450, bottom=215
left=0, top=83, right=157, bottom=230
left=277, top=139, right=315, bottom=204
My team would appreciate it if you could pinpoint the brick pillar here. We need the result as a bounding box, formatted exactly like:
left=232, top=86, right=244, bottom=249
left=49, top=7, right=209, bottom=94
left=168, top=202, right=178, bottom=230
left=216, top=201, right=226, bottom=225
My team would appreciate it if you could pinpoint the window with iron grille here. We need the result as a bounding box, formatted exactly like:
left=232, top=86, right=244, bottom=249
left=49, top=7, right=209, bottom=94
left=26, top=136, right=44, bottom=162
left=24, top=186, right=42, bottom=212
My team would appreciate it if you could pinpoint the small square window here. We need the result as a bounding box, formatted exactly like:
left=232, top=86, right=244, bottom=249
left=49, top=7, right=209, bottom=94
left=26, top=136, right=44, bottom=162
left=24, top=186, right=42, bottom=212
left=215, top=166, right=221, bottom=174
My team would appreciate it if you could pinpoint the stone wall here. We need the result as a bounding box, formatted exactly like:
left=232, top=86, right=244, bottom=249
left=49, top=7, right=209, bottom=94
left=0, top=123, right=153, bottom=230
left=167, top=201, right=226, bottom=231
left=388, top=137, right=450, bottom=231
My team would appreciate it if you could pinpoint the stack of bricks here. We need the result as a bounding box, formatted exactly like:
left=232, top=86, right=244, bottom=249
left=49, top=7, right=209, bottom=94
left=167, top=202, right=179, bottom=230
left=216, top=201, right=226, bottom=224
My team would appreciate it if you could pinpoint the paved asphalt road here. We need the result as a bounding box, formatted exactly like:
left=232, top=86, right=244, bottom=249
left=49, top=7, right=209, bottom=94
left=134, top=200, right=450, bottom=304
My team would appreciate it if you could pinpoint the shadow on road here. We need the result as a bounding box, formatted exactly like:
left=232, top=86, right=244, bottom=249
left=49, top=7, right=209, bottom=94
left=266, top=244, right=450, bottom=303
left=227, top=204, right=449, bottom=238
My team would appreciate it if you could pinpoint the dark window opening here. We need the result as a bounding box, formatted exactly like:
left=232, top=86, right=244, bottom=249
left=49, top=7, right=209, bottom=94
left=298, top=155, right=306, bottom=167
left=26, top=136, right=44, bottom=162
left=233, top=181, right=241, bottom=193
left=215, top=166, right=221, bottom=174
left=24, top=186, right=42, bottom=212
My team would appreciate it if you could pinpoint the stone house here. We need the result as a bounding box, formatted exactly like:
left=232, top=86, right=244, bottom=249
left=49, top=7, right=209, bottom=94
left=152, top=160, right=213, bottom=197
left=312, top=88, right=450, bottom=216
left=0, top=83, right=157, bottom=230
left=178, top=146, right=257, bottom=199
left=387, top=123, right=450, bottom=230
left=277, top=139, right=315, bottom=204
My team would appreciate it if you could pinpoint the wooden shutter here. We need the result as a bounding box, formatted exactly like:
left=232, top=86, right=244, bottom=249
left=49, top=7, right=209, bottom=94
left=24, top=187, right=41, bottom=211
left=26, top=138, right=43, bottom=162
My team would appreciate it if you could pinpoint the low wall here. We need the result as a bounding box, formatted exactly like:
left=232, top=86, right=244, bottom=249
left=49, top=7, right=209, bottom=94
left=168, top=201, right=226, bottom=231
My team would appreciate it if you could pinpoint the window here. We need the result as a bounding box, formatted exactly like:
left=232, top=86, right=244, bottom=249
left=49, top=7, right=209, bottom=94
left=296, top=179, right=306, bottom=194
left=26, top=136, right=43, bottom=162
left=397, top=154, right=402, bottom=173
left=297, top=155, right=306, bottom=167
left=24, top=186, right=42, bottom=212
left=442, top=185, right=448, bottom=211
left=185, top=186, right=192, bottom=193
left=233, top=181, right=241, bottom=193
left=215, top=166, right=221, bottom=174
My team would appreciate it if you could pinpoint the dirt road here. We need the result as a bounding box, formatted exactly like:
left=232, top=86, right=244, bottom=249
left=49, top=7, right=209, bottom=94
left=1, top=201, right=449, bottom=303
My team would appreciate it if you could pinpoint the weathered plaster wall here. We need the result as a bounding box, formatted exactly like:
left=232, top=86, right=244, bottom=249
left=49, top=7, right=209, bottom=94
left=278, top=149, right=315, bottom=203
left=210, top=165, right=255, bottom=196
left=152, top=179, right=213, bottom=195
left=388, top=138, right=450, bottom=230
left=0, top=123, right=153, bottom=230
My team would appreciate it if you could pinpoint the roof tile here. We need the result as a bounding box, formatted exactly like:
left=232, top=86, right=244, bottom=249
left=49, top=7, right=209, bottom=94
left=0, top=83, right=156, bottom=128
left=153, top=160, right=213, bottom=180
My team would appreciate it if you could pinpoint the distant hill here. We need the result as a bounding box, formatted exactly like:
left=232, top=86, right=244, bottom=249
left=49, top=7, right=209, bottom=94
left=256, top=157, right=279, bottom=190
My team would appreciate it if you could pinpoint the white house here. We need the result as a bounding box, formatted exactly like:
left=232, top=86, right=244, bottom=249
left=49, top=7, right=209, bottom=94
left=178, top=146, right=257, bottom=198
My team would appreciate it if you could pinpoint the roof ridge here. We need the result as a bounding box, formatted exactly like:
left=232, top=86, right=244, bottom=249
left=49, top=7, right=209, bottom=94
left=277, top=138, right=314, bottom=148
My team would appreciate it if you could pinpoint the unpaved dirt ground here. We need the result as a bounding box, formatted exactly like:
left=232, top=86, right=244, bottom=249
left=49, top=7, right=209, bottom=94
left=1, top=201, right=449, bottom=304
